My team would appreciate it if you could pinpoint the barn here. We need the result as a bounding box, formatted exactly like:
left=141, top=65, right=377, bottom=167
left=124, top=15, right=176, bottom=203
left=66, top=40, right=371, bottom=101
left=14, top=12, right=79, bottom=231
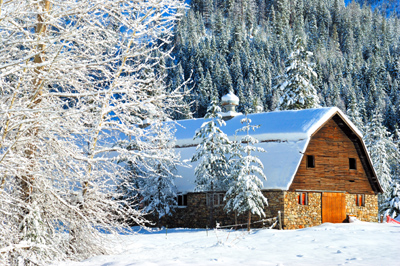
left=164, top=98, right=382, bottom=229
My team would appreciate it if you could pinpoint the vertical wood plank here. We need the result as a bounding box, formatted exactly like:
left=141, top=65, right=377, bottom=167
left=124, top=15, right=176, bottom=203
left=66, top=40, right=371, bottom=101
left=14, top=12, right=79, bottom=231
left=322, top=192, right=346, bottom=223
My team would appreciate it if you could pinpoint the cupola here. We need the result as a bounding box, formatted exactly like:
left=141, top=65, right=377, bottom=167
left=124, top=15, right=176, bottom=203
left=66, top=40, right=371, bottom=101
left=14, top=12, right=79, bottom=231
left=220, top=91, right=241, bottom=120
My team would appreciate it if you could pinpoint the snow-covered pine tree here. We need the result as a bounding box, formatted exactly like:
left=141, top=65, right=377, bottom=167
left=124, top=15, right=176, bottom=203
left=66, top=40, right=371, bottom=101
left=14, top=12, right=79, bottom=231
left=0, top=0, right=185, bottom=264
left=381, top=181, right=400, bottom=219
left=278, top=35, right=319, bottom=110
left=224, top=136, right=243, bottom=226
left=224, top=114, right=268, bottom=231
left=137, top=120, right=180, bottom=227
left=392, top=126, right=400, bottom=184
left=346, top=90, right=365, bottom=133
left=117, top=118, right=180, bottom=228
left=364, top=111, right=398, bottom=205
left=191, top=97, right=231, bottom=227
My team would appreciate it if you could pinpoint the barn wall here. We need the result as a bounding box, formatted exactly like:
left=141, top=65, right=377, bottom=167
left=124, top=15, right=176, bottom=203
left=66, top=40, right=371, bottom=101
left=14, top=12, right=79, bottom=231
left=282, top=192, right=379, bottom=229
left=289, top=119, right=375, bottom=194
left=283, top=192, right=322, bottom=229
left=158, top=191, right=378, bottom=229
left=160, top=191, right=284, bottom=228
left=162, top=192, right=210, bottom=228
left=345, top=194, right=379, bottom=222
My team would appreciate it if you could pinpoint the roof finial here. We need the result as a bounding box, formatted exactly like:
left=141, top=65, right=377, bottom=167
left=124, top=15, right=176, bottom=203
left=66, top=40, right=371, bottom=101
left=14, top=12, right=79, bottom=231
left=220, top=91, right=241, bottom=120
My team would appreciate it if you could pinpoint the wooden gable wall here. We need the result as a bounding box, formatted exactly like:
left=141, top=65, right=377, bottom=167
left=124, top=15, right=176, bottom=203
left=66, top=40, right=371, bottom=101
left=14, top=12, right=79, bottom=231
left=289, top=117, right=375, bottom=194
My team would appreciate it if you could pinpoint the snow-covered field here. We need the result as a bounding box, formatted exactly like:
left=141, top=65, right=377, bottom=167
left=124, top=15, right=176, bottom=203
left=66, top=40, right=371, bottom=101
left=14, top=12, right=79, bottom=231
left=55, top=221, right=399, bottom=266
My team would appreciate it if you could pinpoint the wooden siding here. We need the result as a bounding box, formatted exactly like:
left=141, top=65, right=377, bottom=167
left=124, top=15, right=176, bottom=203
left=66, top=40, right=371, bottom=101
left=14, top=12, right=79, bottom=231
left=289, top=119, right=375, bottom=194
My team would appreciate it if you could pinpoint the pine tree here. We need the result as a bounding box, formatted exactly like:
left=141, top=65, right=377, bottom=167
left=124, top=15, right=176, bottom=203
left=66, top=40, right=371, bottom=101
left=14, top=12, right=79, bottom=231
left=364, top=111, right=397, bottom=203
left=137, top=120, right=180, bottom=227
left=278, top=36, right=320, bottom=110
left=191, top=98, right=231, bottom=227
left=198, top=69, right=216, bottom=117
left=274, top=0, right=289, bottom=39
left=381, top=181, right=400, bottom=219
left=224, top=114, right=268, bottom=231
left=346, top=90, right=365, bottom=133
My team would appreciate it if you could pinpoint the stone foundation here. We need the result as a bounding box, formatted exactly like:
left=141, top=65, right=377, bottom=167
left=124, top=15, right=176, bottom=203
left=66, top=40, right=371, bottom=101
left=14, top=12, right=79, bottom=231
left=153, top=191, right=379, bottom=229
left=283, top=192, right=322, bottom=230
left=345, top=194, right=379, bottom=222
left=283, top=192, right=379, bottom=229
left=160, top=191, right=284, bottom=228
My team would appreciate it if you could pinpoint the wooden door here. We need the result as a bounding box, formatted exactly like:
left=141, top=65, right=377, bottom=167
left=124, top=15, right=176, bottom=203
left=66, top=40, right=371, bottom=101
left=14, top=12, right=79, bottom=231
left=322, top=192, right=346, bottom=223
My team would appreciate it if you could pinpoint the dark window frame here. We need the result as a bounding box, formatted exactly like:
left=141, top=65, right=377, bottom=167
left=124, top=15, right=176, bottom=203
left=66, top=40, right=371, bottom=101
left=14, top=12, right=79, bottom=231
left=177, top=194, right=188, bottom=207
left=349, top=158, right=357, bottom=170
left=307, top=155, right=315, bottom=168
left=206, top=192, right=225, bottom=207
left=355, top=194, right=365, bottom=207
left=297, top=192, right=308, bottom=205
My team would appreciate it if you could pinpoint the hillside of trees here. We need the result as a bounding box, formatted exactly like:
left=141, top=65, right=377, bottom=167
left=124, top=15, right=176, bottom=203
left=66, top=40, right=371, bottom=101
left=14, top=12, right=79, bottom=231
left=162, top=0, right=400, bottom=135
left=352, top=0, right=400, bottom=16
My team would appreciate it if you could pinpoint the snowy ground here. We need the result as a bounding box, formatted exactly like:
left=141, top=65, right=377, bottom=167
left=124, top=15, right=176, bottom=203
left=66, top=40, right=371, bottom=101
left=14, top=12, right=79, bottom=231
left=55, top=222, right=400, bottom=266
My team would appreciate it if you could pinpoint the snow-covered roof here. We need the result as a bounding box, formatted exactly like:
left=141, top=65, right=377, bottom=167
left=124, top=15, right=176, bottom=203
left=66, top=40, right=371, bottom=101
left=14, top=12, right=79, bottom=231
left=173, top=107, right=370, bottom=192
left=175, top=140, right=308, bottom=192
left=174, top=107, right=361, bottom=147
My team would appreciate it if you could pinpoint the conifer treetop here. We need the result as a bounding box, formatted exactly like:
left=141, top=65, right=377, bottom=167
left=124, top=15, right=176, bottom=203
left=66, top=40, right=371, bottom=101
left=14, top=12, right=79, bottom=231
left=278, top=36, right=320, bottom=110
left=191, top=98, right=231, bottom=192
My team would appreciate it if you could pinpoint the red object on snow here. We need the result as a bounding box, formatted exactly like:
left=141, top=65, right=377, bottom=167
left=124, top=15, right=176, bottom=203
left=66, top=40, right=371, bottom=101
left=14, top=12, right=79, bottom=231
left=386, top=215, right=400, bottom=225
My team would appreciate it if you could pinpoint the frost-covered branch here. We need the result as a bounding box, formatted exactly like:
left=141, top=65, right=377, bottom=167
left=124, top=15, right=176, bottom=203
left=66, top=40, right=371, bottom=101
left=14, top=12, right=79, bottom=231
left=0, top=0, right=186, bottom=264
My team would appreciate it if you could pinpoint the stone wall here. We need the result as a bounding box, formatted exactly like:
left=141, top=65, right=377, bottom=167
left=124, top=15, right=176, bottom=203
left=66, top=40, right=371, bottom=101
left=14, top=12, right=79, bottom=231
left=283, top=192, right=322, bottom=230
left=262, top=191, right=285, bottom=219
left=345, top=194, right=379, bottom=222
left=157, top=191, right=379, bottom=229
left=282, top=192, right=379, bottom=229
left=160, top=191, right=284, bottom=228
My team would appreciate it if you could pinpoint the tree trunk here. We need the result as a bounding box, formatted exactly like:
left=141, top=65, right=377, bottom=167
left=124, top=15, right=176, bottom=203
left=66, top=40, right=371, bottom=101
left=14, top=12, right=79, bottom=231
left=235, top=210, right=238, bottom=230
left=21, top=0, right=51, bottom=203
left=209, top=183, right=215, bottom=228
left=247, top=210, right=251, bottom=231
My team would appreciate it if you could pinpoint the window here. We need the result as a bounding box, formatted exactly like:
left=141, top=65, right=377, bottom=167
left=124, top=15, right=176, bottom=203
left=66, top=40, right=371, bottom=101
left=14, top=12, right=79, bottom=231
left=355, top=194, right=364, bottom=207
left=206, top=193, right=225, bottom=207
left=297, top=192, right=308, bottom=205
left=307, top=155, right=315, bottom=168
left=349, top=158, right=357, bottom=170
left=177, top=194, right=188, bottom=207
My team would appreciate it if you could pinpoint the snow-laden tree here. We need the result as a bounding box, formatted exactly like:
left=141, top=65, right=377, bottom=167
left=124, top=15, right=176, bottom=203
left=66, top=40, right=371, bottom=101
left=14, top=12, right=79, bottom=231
left=381, top=181, right=400, bottom=219
left=191, top=98, right=231, bottom=227
left=224, top=115, right=268, bottom=231
left=277, top=36, right=319, bottom=110
left=346, top=90, right=365, bottom=133
left=364, top=111, right=398, bottom=202
left=0, top=0, right=185, bottom=264
left=126, top=119, right=180, bottom=227
left=192, top=98, right=231, bottom=191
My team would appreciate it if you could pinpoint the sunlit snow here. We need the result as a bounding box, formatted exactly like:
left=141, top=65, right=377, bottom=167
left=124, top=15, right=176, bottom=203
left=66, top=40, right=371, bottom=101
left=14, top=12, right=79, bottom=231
left=54, top=221, right=400, bottom=266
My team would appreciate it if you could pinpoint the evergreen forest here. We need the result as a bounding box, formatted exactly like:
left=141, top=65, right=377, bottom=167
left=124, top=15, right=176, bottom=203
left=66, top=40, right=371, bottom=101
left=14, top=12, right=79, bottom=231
left=162, top=0, right=400, bottom=137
